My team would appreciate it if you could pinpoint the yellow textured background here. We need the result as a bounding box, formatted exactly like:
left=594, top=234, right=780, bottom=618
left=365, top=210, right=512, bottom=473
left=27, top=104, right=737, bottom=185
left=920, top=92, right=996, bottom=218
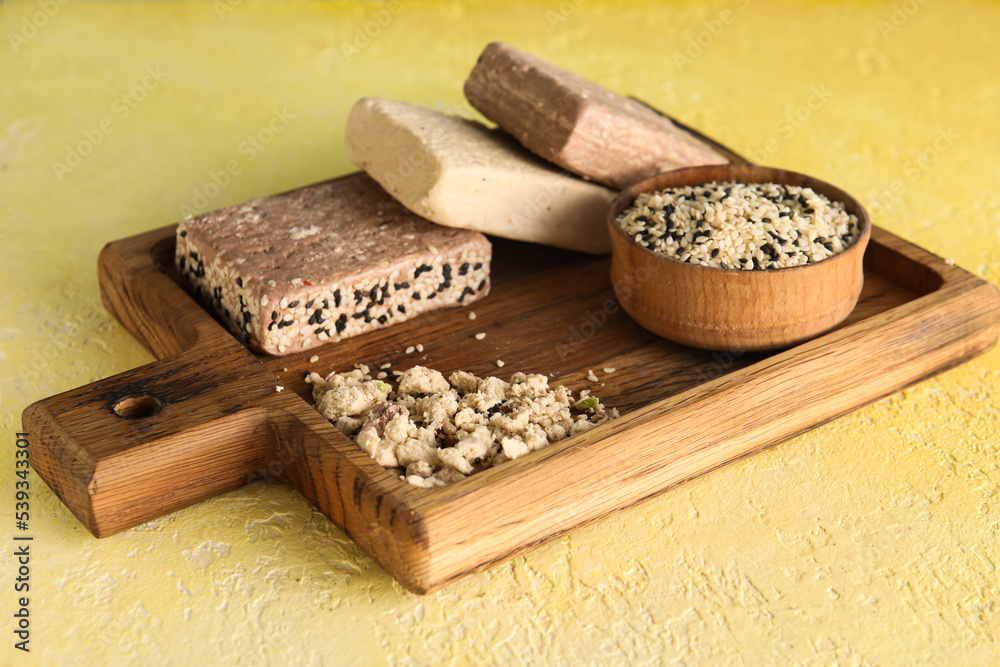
left=2, top=0, right=999, bottom=664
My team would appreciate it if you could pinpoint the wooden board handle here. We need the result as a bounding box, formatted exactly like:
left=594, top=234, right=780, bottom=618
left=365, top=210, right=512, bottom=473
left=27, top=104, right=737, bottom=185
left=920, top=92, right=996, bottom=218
left=21, top=340, right=286, bottom=536
left=21, top=332, right=419, bottom=578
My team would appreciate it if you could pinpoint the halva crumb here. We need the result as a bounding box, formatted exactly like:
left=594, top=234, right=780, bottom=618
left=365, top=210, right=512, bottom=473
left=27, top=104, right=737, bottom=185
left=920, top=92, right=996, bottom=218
left=308, top=364, right=619, bottom=487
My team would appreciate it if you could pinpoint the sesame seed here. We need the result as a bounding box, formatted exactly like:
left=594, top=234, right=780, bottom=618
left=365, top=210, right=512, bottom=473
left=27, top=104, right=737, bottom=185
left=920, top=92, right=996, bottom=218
left=380, top=362, right=392, bottom=369
left=603, top=367, right=616, bottom=374
left=468, top=311, right=477, bottom=320
left=275, top=385, right=284, bottom=392
left=587, top=370, right=599, bottom=382
left=616, top=181, right=860, bottom=271
left=416, top=344, right=424, bottom=353
left=474, top=332, right=486, bottom=340
left=309, top=355, right=320, bottom=363
left=406, top=346, right=415, bottom=354
left=496, top=360, right=505, bottom=368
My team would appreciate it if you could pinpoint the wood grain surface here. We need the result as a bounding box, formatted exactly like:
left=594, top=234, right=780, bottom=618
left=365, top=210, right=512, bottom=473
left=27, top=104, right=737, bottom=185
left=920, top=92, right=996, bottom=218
left=22, top=203, right=1000, bottom=593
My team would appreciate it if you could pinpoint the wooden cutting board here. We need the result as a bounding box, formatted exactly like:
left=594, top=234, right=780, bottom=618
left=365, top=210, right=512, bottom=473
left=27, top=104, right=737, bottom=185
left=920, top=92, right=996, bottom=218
left=21, top=142, right=1000, bottom=594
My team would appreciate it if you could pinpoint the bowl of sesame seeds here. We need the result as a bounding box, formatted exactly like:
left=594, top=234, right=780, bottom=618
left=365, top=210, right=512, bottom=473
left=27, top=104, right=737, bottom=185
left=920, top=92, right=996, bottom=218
left=608, top=164, right=871, bottom=352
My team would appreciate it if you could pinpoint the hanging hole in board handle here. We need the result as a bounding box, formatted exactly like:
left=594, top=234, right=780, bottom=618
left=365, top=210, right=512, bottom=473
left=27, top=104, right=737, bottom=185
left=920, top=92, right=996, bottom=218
left=112, top=394, right=163, bottom=419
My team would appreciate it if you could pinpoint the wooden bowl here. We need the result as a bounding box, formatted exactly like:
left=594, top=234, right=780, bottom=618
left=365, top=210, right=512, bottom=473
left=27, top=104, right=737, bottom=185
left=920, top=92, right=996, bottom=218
left=608, top=165, right=871, bottom=352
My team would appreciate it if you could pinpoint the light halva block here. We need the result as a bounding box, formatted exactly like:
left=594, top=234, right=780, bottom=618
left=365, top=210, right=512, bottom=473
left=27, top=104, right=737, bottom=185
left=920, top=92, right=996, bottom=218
left=345, top=96, right=616, bottom=255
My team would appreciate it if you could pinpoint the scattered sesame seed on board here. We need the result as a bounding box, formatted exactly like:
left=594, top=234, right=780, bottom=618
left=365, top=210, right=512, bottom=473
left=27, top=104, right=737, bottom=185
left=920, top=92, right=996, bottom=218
left=406, top=346, right=415, bottom=354
left=603, top=367, right=616, bottom=374
left=474, top=332, right=486, bottom=340
left=587, top=370, right=599, bottom=382
left=377, top=371, right=387, bottom=379
left=275, top=385, right=284, bottom=392
left=309, top=355, right=320, bottom=363
left=380, top=362, right=392, bottom=369
left=416, top=344, right=424, bottom=353
left=468, top=311, right=477, bottom=320
left=496, top=360, right=505, bottom=368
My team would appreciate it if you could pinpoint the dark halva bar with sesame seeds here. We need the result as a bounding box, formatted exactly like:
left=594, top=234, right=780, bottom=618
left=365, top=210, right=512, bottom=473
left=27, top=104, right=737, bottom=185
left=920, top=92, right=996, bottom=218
left=175, top=173, right=491, bottom=355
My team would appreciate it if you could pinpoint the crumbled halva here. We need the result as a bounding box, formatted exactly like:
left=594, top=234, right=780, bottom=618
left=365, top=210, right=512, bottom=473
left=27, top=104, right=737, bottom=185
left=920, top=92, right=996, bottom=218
left=309, top=364, right=618, bottom=487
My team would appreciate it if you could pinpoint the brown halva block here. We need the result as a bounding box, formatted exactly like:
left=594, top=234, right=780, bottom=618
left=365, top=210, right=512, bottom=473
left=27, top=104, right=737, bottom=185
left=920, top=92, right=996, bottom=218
left=176, top=173, right=491, bottom=356
left=464, top=42, right=729, bottom=190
